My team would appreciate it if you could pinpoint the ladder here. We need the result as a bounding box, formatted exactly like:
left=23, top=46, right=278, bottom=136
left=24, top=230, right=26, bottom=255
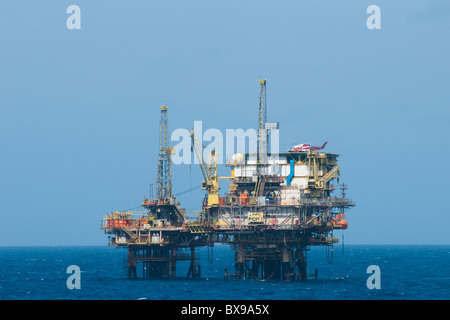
left=316, top=165, right=340, bottom=188
left=121, top=227, right=138, bottom=240
left=188, top=224, right=207, bottom=233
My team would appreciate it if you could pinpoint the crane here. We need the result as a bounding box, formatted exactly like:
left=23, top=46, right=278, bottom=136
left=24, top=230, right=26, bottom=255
left=190, top=130, right=220, bottom=206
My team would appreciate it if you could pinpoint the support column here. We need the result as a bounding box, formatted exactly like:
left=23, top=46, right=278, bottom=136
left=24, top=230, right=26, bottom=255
left=170, top=247, right=177, bottom=277
left=296, top=249, right=307, bottom=281
left=187, top=247, right=200, bottom=279
left=127, top=247, right=137, bottom=279
left=282, top=247, right=292, bottom=281
left=250, top=260, right=260, bottom=280
left=235, top=244, right=245, bottom=279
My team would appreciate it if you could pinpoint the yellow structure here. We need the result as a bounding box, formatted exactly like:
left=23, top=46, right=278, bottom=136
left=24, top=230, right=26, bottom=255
left=248, top=212, right=264, bottom=224
left=190, top=130, right=220, bottom=206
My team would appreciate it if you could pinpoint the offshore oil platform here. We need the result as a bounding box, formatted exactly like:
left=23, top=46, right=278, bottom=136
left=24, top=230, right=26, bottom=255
left=101, top=79, right=355, bottom=281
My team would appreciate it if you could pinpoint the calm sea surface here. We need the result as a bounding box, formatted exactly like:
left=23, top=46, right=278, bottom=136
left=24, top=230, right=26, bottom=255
left=0, top=245, right=449, bottom=300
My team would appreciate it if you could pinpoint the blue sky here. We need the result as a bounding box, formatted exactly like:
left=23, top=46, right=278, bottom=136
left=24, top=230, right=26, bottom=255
left=0, top=1, right=449, bottom=245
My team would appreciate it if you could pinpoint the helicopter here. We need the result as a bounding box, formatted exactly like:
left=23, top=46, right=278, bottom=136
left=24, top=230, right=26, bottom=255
left=288, top=141, right=328, bottom=152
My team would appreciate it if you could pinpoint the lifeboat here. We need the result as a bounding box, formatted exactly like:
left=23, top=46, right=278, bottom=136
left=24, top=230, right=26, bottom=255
left=332, top=214, right=348, bottom=229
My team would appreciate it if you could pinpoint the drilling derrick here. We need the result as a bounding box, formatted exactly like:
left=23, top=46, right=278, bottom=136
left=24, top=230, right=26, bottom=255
left=156, top=105, right=172, bottom=202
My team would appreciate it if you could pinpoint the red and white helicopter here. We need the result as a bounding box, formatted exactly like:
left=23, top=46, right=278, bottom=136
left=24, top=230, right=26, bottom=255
left=288, top=141, right=328, bottom=152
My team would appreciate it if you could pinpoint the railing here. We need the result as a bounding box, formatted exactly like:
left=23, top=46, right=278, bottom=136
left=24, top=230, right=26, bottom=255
left=300, top=197, right=355, bottom=206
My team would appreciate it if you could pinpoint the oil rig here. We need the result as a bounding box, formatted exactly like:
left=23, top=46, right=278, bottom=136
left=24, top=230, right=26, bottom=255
left=101, top=79, right=355, bottom=281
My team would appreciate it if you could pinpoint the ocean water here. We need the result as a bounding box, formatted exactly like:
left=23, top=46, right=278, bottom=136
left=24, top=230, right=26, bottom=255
left=0, top=244, right=449, bottom=300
